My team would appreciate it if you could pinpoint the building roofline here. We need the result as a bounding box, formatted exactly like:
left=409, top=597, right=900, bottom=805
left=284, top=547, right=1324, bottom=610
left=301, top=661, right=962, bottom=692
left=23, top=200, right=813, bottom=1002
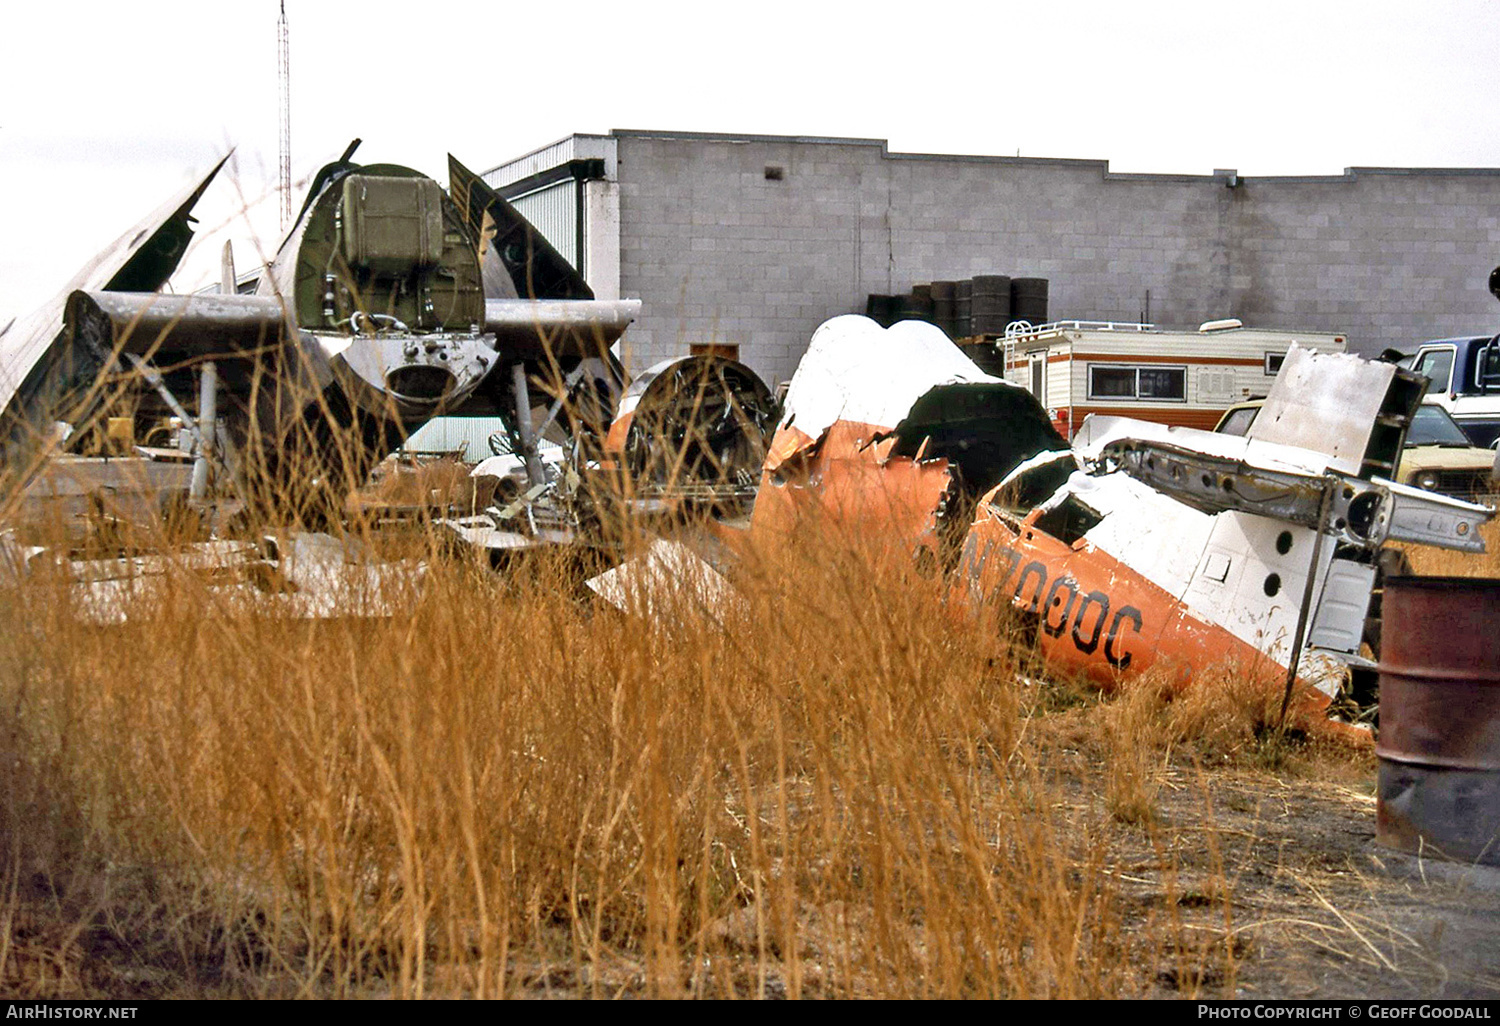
left=479, top=133, right=614, bottom=179
left=608, top=127, right=1114, bottom=171
left=1344, top=165, right=1500, bottom=177
left=485, top=128, right=1500, bottom=183
left=609, top=127, right=889, bottom=148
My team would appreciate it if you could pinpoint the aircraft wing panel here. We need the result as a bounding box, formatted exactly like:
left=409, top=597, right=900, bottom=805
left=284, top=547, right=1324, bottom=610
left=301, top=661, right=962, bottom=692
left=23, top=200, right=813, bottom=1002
left=482, top=298, right=639, bottom=359
left=0, top=156, right=229, bottom=466
left=1250, top=345, right=1398, bottom=475
left=64, top=291, right=290, bottom=363
left=1074, top=413, right=1339, bottom=478
left=448, top=155, right=593, bottom=301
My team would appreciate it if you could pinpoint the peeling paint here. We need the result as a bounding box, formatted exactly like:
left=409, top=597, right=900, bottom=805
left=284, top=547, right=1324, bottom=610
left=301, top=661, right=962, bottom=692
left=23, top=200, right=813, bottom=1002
left=751, top=316, right=1070, bottom=557
left=752, top=318, right=1496, bottom=718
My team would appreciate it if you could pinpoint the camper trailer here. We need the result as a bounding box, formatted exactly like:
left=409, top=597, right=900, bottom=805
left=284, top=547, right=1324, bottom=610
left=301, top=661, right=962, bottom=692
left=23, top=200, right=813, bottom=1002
left=961, top=320, right=1348, bottom=439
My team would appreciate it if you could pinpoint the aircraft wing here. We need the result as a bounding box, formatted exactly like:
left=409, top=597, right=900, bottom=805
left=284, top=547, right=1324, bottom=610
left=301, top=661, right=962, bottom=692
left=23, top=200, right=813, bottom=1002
left=63, top=291, right=289, bottom=363
left=442, top=297, right=639, bottom=429
left=0, top=156, right=230, bottom=469
left=483, top=298, right=639, bottom=361
left=447, top=154, right=593, bottom=301
left=1091, top=429, right=1490, bottom=552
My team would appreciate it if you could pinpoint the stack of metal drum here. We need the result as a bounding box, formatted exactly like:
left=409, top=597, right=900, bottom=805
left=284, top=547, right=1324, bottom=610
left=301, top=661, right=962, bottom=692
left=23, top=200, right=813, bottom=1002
left=865, top=276, right=1049, bottom=338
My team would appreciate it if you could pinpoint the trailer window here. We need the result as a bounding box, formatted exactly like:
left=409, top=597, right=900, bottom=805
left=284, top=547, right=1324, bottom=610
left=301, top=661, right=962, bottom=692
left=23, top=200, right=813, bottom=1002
left=1139, top=367, right=1185, bottom=398
left=1264, top=352, right=1286, bottom=375
left=1087, top=364, right=1186, bottom=402
left=1089, top=367, right=1136, bottom=398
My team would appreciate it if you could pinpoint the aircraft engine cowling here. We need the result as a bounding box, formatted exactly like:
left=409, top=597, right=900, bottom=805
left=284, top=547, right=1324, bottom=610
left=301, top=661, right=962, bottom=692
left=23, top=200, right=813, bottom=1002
left=324, top=325, right=495, bottom=419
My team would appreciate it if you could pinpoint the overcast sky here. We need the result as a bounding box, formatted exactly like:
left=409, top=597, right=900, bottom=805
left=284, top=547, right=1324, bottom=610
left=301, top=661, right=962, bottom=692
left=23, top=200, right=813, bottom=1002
left=2, top=0, right=1498, bottom=319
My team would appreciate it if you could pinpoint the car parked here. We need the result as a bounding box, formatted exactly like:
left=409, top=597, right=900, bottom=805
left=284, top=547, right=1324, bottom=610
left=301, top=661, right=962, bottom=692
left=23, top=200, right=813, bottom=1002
left=1398, top=335, right=1500, bottom=447
left=1213, top=400, right=1497, bottom=502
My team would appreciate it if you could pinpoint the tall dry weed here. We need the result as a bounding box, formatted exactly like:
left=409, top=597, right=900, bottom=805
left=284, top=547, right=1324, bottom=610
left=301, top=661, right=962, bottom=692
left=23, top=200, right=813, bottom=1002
left=0, top=489, right=1221, bottom=998
left=1401, top=517, right=1500, bottom=578
left=0, top=228, right=1240, bottom=996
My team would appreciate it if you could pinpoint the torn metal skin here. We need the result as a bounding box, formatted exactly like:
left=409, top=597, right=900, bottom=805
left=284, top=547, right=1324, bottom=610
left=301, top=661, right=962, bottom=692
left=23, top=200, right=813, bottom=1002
left=585, top=536, right=744, bottom=629
left=759, top=418, right=958, bottom=559
left=4, top=530, right=424, bottom=625
left=0, top=155, right=231, bottom=482
left=759, top=317, right=1495, bottom=722
left=751, top=316, right=1072, bottom=562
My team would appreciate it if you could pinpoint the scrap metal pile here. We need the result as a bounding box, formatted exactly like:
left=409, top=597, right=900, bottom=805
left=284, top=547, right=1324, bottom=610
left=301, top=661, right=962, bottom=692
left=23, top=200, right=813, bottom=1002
left=0, top=148, right=1492, bottom=731
left=595, top=316, right=1493, bottom=730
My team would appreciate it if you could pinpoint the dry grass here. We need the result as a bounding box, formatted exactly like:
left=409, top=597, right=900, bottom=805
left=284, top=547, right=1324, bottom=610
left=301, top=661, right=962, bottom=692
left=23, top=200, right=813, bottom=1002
left=1401, top=517, right=1500, bottom=578
left=0, top=479, right=1266, bottom=999
left=1, top=289, right=1493, bottom=997
left=0, top=417, right=1460, bottom=999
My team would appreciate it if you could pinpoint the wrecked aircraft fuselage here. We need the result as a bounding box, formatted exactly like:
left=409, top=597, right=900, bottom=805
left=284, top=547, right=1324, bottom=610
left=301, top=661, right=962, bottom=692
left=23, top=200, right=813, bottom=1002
left=758, top=316, right=1494, bottom=706
left=3, top=145, right=640, bottom=520
left=751, top=316, right=1074, bottom=561
left=602, top=354, right=777, bottom=512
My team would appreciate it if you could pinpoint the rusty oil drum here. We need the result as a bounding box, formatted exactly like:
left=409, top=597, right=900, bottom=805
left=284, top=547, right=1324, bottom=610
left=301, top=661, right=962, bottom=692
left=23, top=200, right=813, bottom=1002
left=1376, top=575, right=1500, bottom=864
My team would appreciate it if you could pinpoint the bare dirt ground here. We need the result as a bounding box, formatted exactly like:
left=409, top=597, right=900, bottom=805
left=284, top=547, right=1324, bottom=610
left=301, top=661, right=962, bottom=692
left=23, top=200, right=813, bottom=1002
left=468, top=699, right=1500, bottom=1002
left=6, top=721, right=1497, bottom=1001
left=486, top=747, right=1500, bottom=1000
left=1076, top=753, right=1500, bottom=999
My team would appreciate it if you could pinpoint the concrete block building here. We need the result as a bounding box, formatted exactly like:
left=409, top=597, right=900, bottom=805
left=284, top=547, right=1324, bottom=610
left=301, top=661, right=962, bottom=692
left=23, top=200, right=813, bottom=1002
left=482, top=129, right=1500, bottom=388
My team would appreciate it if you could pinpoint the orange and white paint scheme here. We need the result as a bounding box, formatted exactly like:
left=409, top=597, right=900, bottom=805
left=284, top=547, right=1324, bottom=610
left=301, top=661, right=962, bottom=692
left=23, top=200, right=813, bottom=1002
left=752, top=315, right=1071, bottom=559
left=756, top=315, right=1493, bottom=715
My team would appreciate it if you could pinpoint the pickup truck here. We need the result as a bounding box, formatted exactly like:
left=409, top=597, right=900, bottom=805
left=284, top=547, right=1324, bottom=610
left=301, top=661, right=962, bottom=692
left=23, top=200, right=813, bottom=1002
left=1400, top=335, right=1500, bottom=447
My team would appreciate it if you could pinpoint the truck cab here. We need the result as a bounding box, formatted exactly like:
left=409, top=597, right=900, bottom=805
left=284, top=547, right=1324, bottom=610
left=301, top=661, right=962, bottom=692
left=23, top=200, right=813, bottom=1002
left=1402, top=335, right=1500, bottom=447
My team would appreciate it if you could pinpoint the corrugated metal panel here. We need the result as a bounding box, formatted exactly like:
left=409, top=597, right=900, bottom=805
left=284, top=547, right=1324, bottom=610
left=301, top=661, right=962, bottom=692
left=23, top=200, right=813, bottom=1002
left=482, top=138, right=575, bottom=190
left=400, top=417, right=510, bottom=463
left=481, top=134, right=617, bottom=189
left=512, top=181, right=579, bottom=273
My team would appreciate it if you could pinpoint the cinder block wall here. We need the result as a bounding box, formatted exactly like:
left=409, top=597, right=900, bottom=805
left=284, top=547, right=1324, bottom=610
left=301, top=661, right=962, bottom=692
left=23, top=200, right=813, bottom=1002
left=611, top=131, right=1500, bottom=387
left=1227, top=172, right=1500, bottom=355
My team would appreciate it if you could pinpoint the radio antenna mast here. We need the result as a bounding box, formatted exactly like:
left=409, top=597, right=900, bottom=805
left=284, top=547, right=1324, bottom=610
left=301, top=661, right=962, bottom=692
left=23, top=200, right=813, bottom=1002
left=278, top=1, right=292, bottom=228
